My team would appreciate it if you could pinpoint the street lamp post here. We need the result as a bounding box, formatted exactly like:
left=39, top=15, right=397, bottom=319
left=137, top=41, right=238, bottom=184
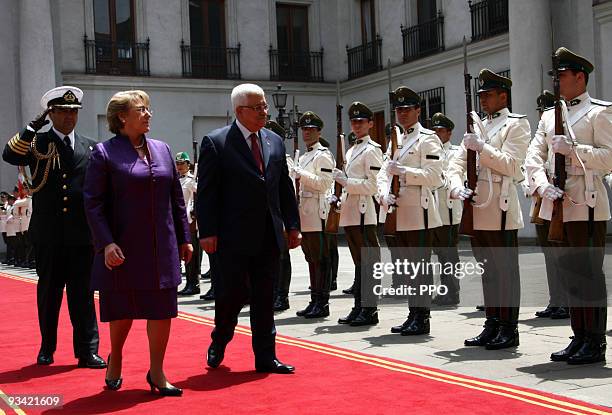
left=271, top=84, right=289, bottom=133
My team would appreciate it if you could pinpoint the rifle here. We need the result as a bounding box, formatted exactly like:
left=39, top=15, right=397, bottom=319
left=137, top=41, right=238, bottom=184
left=325, top=81, right=344, bottom=234
left=383, top=61, right=400, bottom=236
left=548, top=29, right=566, bottom=242
left=530, top=64, right=545, bottom=225
left=459, top=36, right=476, bottom=236
left=190, top=138, right=199, bottom=231
left=292, top=97, right=301, bottom=203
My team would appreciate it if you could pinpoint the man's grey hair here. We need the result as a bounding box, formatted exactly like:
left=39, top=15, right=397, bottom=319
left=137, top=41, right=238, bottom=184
left=231, top=83, right=265, bottom=110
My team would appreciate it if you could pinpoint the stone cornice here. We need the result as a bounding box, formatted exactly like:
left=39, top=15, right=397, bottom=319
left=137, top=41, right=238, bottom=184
left=594, top=0, right=612, bottom=24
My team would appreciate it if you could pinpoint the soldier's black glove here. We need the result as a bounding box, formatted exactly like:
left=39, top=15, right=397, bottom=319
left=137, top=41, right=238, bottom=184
left=29, top=108, right=51, bottom=132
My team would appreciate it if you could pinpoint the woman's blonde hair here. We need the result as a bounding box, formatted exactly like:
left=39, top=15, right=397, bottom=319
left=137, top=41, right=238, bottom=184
left=106, top=90, right=150, bottom=134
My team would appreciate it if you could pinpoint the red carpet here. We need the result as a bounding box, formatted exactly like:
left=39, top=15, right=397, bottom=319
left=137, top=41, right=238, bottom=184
left=0, top=272, right=610, bottom=415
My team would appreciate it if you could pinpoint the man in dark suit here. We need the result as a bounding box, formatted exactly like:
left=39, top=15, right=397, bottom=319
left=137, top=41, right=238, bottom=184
left=196, top=83, right=301, bottom=374
left=3, top=86, right=106, bottom=368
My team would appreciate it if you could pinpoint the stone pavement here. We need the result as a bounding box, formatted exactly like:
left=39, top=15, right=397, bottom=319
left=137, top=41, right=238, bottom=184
left=3, top=239, right=611, bottom=408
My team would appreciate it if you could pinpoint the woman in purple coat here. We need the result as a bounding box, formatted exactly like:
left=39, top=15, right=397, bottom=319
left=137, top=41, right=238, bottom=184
left=84, top=90, right=192, bottom=396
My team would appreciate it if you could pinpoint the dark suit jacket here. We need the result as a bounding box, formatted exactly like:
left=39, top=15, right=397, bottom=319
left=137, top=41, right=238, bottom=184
left=84, top=135, right=191, bottom=291
left=3, top=127, right=96, bottom=246
left=196, top=122, right=299, bottom=255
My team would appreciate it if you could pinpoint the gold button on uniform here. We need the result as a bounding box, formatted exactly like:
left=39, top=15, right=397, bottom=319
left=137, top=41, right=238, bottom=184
left=62, top=185, right=67, bottom=190
left=63, top=197, right=68, bottom=201
left=62, top=174, right=67, bottom=179
left=63, top=208, right=68, bottom=212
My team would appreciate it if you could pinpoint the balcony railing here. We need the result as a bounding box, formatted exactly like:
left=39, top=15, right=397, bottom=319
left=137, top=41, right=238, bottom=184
left=402, top=12, right=445, bottom=62
left=418, top=87, right=445, bottom=127
left=469, top=0, right=509, bottom=42
left=84, top=35, right=150, bottom=76
left=181, top=42, right=241, bottom=80
left=346, top=35, right=383, bottom=80
left=269, top=48, right=324, bottom=82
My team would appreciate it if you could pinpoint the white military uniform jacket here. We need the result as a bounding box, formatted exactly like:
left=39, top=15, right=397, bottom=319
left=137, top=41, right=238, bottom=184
left=179, top=172, right=197, bottom=224
left=448, top=108, right=531, bottom=230
left=297, top=142, right=334, bottom=232
left=5, top=204, right=19, bottom=236
left=386, top=123, right=444, bottom=231
left=339, top=135, right=383, bottom=227
left=525, top=92, right=612, bottom=222
left=0, top=202, right=7, bottom=233
left=437, top=141, right=463, bottom=226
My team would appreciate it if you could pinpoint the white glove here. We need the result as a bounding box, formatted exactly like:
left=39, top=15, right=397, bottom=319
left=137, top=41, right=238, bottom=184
left=520, top=181, right=531, bottom=198
left=605, top=174, right=612, bottom=188
left=326, top=194, right=338, bottom=205
left=450, top=187, right=474, bottom=200
left=386, top=161, right=408, bottom=176
left=538, top=184, right=564, bottom=201
left=332, top=168, right=348, bottom=186
left=382, top=193, right=397, bottom=207
left=552, top=134, right=574, bottom=156
left=463, top=133, right=485, bottom=152
left=291, top=166, right=304, bottom=179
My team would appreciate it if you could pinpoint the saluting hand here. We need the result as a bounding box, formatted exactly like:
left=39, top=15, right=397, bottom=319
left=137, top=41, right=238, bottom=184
left=180, top=243, right=193, bottom=264
left=104, top=243, right=125, bottom=270
left=29, top=108, right=51, bottom=132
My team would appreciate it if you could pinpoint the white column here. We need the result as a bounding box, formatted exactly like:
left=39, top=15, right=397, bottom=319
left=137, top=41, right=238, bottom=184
left=508, top=0, right=551, bottom=127
left=19, top=0, right=56, bottom=121
left=508, top=0, right=551, bottom=238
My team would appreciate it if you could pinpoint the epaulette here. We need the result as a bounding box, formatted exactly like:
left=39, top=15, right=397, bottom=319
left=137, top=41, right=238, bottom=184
left=508, top=113, right=526, bottom=118
left=420, top=127, right=436, bottom=135
left=367, top=141, right=381, bottom=148
left=543, top=106, right=555, bottom=112
left=591, top=98, right=612, bottom=107
left=449, top=144, right=461, bottom=151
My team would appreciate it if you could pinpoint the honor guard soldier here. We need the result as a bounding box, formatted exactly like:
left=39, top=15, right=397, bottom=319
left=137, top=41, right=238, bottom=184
left=430, top=113, right=463, bottom=306
left=381, top=87, right=444, bottom=335
left=332, top=102, right=383, bottom=326
left=176, top=151, right=201, bottom=296
left=530, top=90, right=569, bottom=320
left=265, top=119, right=293, bottom=311
left=448, top=70, right=531, bottom=350
left=525, top=48, right=611, bottom=364
left=377, top=123, right=404, bottom=291
left=0, top=191, right=9, bottom=264
left=290, top=111, right=335, bottom=318
left=2, top=86, right=106, bottom=368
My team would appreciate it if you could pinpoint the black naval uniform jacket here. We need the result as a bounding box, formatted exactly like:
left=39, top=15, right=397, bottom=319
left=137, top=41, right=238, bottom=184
left=3, top=127, right=97, bottom=246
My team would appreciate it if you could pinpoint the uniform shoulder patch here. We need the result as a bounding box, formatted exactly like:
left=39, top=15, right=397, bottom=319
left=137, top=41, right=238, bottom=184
left=368, top=141, right=381, bottom=148
left=508, top=113, right=526, bottom=118
left=590, top=98, right=612, bottom=107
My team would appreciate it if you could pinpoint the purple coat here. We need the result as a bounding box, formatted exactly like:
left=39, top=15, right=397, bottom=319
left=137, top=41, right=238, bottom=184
left=84, top=135, right=190, bottom=291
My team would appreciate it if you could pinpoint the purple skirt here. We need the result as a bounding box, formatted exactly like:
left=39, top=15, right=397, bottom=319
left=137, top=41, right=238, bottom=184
left=99, top=288, right=178, bottom=322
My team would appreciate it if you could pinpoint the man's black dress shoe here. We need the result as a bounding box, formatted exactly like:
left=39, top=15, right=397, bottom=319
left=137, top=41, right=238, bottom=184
left=342, top=284, right=354, bottom=295
left=304, top=303, right=329, bottom=319
left=146, top=371, right=182, bottom=396
left=37, top=352, right=54, bottom=365
left=296, top=302, right=315, bottom=317
left=201, top=270, right=211, bottom=280
left=475, top=305, right=485, bottom=311
left=567, top=337, right=606, bottom=365
left=338, top=307, right=361, bottom=324
left=177, top=283, right=200, bottom=296
left=350, top=307, right=378, bottom=326
left=401, top=316, right=430, bottom=336
left=273, top=296, right=290, bottom=312
left=207, top=343, right=225, bottom=368
left=550, top=336, right=584, bottom=362
left=78, top=353, right=107, bottom=369
left=255, top=359, right=295, bottom=374
left=391, top=316, right=413, bottom=334
left=550, top=307, right=570, bottom=319
left=535, top=305, right=557, bottom=318
left=485, top=326, right=519, bottom=350
left=200, top=287, right=215, bottom=301
left=465, top=320, right=499, bottom=346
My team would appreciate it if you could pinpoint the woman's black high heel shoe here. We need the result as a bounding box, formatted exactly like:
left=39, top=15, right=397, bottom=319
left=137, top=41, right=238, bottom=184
left=104, top=354, right=123, bottom=391
left=146, top=371, right=182, bottom=396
